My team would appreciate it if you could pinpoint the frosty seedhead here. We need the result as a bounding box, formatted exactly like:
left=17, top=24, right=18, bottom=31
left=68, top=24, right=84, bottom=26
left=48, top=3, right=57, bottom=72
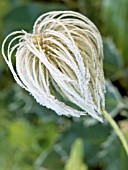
left=2, top=11, right=105, bottom=122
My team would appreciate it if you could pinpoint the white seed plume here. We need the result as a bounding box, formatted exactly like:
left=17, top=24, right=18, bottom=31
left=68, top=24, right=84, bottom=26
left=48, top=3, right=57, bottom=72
left=2, top=11, right=105, bottom=122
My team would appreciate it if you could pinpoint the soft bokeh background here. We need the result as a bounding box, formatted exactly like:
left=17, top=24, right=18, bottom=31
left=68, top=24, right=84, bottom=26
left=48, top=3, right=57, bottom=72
left=0, top=0, right=128, bottom=169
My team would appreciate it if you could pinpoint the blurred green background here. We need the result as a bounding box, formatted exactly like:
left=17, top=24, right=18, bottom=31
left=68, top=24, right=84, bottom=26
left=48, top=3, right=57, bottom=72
left=0, top=0, right=128, bottom=169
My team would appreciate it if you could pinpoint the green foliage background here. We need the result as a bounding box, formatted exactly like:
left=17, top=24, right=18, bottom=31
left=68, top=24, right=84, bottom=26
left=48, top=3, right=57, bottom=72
left=0, top=0, right=128, bottom=169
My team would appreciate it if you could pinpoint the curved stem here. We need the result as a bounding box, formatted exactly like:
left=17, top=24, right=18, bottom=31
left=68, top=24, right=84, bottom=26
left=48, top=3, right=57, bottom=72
left=102, top=108, right=128, bottom=156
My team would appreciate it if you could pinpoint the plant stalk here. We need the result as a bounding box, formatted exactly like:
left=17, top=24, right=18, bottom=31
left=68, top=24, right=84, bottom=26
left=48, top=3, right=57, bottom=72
left=102, top=108, right=128, bottom=156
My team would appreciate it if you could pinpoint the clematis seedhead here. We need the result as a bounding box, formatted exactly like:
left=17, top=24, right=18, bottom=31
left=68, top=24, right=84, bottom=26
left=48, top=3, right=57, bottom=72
left=2, top=11, right=105, bottom=122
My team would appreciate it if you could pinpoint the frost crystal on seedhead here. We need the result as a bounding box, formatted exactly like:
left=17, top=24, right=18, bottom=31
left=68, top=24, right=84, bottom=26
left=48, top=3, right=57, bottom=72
left=2, top=11, right=105, bottom=122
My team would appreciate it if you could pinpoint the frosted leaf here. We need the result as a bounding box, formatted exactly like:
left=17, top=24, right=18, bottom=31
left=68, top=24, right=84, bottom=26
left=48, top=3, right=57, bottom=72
left=2, top=11, right=105, bottom=122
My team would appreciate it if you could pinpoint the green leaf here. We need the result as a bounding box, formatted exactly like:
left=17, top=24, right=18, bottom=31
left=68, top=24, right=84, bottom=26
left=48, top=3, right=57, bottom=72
left=100, top=132, right=128, bottom=170
left=56, top=122, right=110, bottom=167
left=103, top=38, right=124, bottom=79
left=102, top=0, right=128, bottom=65
left=65, top=138, right=88, bottom=170
left=34, top=149, right=64, bottom=170
left=105, top=80, right=124, bottom=117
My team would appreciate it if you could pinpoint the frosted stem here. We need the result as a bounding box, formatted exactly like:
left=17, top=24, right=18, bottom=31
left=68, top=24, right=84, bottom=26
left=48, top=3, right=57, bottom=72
left=102, top=108, right=128, bottom=156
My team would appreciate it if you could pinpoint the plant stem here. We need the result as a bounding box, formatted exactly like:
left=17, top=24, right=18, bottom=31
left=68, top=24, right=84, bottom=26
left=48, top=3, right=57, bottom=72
left=102, top=108, right=128, bottom=156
